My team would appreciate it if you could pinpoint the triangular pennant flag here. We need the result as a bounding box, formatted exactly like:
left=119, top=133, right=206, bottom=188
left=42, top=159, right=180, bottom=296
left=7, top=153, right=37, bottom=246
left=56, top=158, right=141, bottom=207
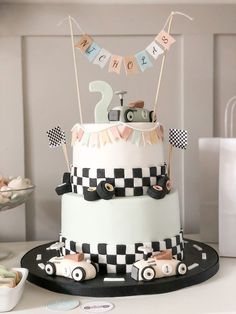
left=119, top=126, right=133, bottom=140
left=81, top=132, right=90, bottom=146
left=89, top=132, right=99, bottom=147
left=130, top=130, right=141, bottom=146
left=99, top=130, right=110, bottom=146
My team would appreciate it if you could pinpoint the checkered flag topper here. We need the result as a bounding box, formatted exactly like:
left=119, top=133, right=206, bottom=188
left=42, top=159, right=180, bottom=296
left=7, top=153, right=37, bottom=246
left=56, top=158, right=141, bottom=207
left=46, top=126, right=66, bottom=148
left=169, top=128, right=188, bottom=150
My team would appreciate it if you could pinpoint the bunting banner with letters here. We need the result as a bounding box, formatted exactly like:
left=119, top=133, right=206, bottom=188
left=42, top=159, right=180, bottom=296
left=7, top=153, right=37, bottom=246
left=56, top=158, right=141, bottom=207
left=74, top=29, right=175, bottom=76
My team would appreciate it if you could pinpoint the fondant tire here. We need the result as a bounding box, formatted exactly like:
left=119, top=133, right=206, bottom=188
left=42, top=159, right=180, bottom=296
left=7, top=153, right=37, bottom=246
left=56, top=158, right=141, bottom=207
left=141, top=266, right=155, bottom=281
left=156, top=175, right=171, bottom=194
left=176, top=262, right=188, bottom=276
left=97, top=181, right=115, bottom=200
left=147, top=185, right=166, bottom=199
left=45, top=262, right=56, bottom=276
left=63, top=172, right=71, bottom=183
left=72, top=267, right=86, bottom=282
left=55, top=182, right=72, bottom=196
left=149, top=110, right=157, bottom=122
left=124, top=109, right=134, bottom=122
left=84, top=187, right=100, bottom=201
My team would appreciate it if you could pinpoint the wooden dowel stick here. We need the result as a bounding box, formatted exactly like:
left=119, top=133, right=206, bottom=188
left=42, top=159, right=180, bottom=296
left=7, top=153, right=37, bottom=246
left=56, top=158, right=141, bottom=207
left=68, top=15, right=83, bottom=124
left=168, top=144, right=173, bottom=181
left=62, top=143, right=70, bottom=172
left=153, top=13, right=174, bottom=118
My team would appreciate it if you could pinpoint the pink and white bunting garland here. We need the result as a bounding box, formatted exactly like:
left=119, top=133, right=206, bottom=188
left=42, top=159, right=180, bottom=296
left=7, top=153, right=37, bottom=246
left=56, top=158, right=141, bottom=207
left=71, top=123, right=163, bottom=148
left=75, top=30, right=175, bottom=75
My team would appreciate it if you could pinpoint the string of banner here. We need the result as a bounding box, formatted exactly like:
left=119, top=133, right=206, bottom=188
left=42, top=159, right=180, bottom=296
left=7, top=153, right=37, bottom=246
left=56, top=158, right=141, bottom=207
left=58, top=11, right=193, bottom=124
left=75, top=30, right=173, bottom=76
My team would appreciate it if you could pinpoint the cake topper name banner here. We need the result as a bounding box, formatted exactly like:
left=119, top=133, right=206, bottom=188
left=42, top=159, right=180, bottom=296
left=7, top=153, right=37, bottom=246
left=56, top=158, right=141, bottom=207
left=74, top=30, right=174, bottom=75
left=71, top=124, right=163, bottom=148
left=47, top=126, right=70, bottom=172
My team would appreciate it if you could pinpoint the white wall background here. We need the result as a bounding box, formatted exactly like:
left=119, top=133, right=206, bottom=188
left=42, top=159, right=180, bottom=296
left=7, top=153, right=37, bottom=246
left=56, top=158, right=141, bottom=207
left=0, top=2, right=236, bottom=241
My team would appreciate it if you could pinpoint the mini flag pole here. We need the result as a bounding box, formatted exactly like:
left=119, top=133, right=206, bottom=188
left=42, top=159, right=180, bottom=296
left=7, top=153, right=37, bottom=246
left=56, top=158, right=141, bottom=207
left=153, top=12, right=193, bottom=118
left=168, top=128, right=188, bottom=181
left=47, top=126, right=70, bottom=172
left=168, top=143, right=173, bottom=179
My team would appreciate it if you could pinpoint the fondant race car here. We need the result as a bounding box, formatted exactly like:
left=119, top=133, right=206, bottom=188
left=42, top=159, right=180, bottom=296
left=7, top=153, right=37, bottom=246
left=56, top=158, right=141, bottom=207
left=45, top=253, right=97, bottom=282
left=131, top=249, right=187, bottom=281
left=108, top=102, right=156, bottom=123
left=108, top=91, right=156, bottom=123
left=108, top=105, right=156, bottom=123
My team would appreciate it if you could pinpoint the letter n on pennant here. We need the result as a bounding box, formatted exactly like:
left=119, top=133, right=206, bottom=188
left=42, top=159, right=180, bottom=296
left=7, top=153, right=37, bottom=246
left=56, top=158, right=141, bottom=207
left=75, top=35, right=93, bottom=53
left=108, top=55, right=123, bottom=74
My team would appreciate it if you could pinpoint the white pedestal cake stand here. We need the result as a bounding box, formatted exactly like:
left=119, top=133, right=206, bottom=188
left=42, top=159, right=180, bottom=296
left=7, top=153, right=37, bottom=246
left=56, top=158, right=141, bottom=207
left=0, top=186, right=35, bottom=260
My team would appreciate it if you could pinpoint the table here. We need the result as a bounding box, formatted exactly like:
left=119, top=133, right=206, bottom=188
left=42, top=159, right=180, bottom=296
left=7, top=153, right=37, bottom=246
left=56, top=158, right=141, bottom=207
left=1, top=236, right=235, bottom=314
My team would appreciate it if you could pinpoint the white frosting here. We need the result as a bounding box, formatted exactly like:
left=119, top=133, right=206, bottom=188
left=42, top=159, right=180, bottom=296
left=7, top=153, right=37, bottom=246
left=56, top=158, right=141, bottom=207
left=61, top=191, right=181, bottom=244
left=72, top=122, right=164, bottom=169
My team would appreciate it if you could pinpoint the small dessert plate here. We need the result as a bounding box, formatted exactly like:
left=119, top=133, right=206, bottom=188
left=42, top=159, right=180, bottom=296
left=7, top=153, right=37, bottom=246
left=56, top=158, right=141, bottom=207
left=0, top=267, right=28, bottom=312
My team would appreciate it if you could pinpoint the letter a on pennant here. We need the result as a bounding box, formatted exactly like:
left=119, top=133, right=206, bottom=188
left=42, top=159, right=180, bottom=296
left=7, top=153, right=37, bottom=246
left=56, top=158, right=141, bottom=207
left=75, top=35, right=93, bottom=53
left=146, top=41, right=164, bottom=60
left=108, top=55, right=123, bottom=74
left=155, top=30, right=176, bottom=50
left=124, top=56, right=139, bottom=75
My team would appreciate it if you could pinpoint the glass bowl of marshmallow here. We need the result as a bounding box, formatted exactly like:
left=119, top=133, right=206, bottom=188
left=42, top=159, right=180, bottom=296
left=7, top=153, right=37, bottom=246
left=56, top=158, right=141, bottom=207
left=0, top=176, right=35, bottom=211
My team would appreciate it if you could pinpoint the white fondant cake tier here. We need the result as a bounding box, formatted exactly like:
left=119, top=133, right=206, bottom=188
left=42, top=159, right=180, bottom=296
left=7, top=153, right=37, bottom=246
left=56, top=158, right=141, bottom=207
left=61, top=190, right=181, bottom=244
left=72, top=122, right=164, bottom=169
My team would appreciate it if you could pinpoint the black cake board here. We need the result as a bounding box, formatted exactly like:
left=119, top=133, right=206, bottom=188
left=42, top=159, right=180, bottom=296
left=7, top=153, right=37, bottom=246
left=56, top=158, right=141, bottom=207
left=21, top=239, right=219, bottom=297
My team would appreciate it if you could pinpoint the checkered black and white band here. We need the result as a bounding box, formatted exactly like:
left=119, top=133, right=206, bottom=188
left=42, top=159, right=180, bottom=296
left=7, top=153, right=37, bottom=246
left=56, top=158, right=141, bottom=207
left=70, top=166, right=161, bottom=197
left=59, top=231, right=184, bottom=274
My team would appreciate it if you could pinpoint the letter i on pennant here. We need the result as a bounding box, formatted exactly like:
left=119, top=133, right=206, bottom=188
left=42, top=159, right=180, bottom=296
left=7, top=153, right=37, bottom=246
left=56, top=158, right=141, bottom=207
left=85, top=42, right=101, bottom=62
left=124, top=56, right=139, bottom=75
left=75, top=35, right=93, bottom=53
left=108, top=55, right=123, bottom=74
